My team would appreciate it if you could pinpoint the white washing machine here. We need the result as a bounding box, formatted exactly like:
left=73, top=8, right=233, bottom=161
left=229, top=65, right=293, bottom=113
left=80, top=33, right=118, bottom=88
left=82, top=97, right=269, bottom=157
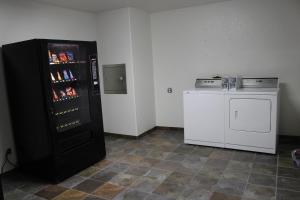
left=184, top=77, right=279, bottom=154
left=184, top=79, right=226, bottom=147
left=184, top=88, right=226, bottom=148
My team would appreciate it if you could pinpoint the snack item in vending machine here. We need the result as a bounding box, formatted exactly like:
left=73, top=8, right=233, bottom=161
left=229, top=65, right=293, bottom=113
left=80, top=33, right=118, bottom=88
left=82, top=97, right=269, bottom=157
left=69, top=69, right=74, bottom=79
left=66, top=51, right=74, bottom=61
left=52, top=53, right=59, bottom=63
left=57, top=71, right=62, bottom=81
left=50, top=72, right=56, bottom=82
left=60, top=90, right=66, bottom=98
left=66, top=87, right=73, bottom=96
left=63, top=70, right=70, bottom=80
left=72, top=88, right=77, bottom=96
left=48, top=50, right=52, bottom=63
left=52, top=89, right=59, bottom=101
left=59, top=52, right=68, bottom=63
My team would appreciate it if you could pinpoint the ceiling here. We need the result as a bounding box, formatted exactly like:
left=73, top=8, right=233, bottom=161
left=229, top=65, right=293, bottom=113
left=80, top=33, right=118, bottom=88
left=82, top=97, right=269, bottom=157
left=32, top=0, right=230, bottom=13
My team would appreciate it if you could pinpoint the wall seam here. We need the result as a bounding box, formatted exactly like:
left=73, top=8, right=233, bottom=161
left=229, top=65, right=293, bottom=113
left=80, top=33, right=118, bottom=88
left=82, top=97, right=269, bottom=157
left=127, top=7, right=139, bottom=136
left=150, top=14, right=159, bottom=127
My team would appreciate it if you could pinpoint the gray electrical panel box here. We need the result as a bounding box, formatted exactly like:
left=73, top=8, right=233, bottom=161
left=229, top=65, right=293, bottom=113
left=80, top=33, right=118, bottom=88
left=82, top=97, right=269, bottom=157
left=103, top=64, right=127, bottom=94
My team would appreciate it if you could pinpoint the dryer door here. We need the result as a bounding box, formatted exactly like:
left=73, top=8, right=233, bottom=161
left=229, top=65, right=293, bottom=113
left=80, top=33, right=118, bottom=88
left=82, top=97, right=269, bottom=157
left=229, top=98, right=271, bottom=133
left=225, top=94, right=277, bottom=153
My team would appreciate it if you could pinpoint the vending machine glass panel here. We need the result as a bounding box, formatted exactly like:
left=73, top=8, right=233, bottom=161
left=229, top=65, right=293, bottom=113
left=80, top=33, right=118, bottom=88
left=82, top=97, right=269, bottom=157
left=48, top=43, right=91, bottom=133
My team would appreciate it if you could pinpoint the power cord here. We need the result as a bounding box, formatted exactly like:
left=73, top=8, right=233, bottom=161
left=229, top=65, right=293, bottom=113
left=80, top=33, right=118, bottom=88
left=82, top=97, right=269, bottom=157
left=1, top=149, right=17, bottom=174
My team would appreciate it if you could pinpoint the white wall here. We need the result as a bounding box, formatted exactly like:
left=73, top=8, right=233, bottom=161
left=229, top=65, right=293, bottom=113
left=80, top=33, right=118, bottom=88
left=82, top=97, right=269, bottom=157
left=0, top=0, right=97, bottom=172
left=97, top=8, right=138, bottom=136
left=129, top=8, right=156, bottom=135
left=151, top=0, right=300, bottom=135
left=0, top=0, right=97, bottom=45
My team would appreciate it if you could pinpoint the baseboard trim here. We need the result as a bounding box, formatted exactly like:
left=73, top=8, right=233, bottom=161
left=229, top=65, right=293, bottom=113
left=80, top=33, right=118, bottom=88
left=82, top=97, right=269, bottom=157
left=104, top=127, right=157, bottom=139
left=278, top=135, right=300, bottom=144
left=155, top=126, right=184, bottom=131
left=105, top=127, right=299, bottom=140
left=104, top=126, right=185, bottom=139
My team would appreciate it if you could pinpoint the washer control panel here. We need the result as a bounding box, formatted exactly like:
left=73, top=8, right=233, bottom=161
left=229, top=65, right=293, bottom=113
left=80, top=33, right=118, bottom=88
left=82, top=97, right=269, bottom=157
left=195, top=79, right=223, bottom=88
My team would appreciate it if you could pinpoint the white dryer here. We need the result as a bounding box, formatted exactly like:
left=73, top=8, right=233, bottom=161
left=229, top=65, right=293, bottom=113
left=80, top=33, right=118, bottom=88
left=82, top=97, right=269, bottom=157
left=225, top=79, right=279, bottom=154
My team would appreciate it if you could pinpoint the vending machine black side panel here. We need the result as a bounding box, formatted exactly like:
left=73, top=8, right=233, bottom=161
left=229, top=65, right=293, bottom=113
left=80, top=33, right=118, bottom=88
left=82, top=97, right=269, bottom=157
left=0, top=175, right=3, bottom=200
left=2, top=40, right=52, bottom=169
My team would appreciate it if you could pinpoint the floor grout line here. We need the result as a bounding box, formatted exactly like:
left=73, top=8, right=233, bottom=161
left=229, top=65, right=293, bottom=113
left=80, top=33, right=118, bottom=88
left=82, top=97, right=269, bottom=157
left=241, top=152, right=256, bottom=199
left=275, top=153, right=279, bottom=200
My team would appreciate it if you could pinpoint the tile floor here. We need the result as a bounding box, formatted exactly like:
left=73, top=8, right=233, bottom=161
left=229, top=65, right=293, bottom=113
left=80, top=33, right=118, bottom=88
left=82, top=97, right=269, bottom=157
left=2, top=129, right=300, bottom=200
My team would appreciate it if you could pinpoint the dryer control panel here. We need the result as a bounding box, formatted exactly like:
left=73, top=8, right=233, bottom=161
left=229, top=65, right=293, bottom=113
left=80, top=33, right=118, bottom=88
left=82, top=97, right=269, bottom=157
left=241, top=78, right=278, bottom=88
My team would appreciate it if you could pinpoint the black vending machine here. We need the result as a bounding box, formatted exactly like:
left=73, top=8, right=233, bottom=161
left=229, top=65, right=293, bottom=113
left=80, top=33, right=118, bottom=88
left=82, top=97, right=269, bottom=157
left=2, top=39, right=106, bottom=182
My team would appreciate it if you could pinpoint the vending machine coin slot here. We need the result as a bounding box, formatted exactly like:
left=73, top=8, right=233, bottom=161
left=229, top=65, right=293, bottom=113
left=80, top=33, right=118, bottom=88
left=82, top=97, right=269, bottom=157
left=90, top=55, right=100, bottom=94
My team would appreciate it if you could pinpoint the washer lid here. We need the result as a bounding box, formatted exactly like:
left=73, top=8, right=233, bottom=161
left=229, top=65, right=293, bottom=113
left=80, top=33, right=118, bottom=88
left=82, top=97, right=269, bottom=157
left=184, top=88, right=227, bottom=94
